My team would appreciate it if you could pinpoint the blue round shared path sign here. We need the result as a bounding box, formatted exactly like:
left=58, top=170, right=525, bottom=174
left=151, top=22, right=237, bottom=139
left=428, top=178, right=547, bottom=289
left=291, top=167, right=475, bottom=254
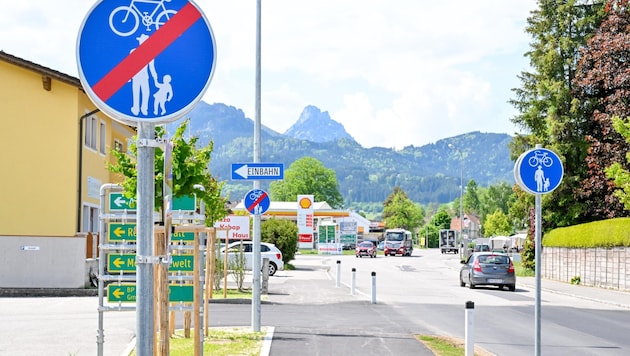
left=514, top=147, right=564, bottom=195
left=76, top=0, right=216, bottom=126
left=244, top=189, right=270, bottom=215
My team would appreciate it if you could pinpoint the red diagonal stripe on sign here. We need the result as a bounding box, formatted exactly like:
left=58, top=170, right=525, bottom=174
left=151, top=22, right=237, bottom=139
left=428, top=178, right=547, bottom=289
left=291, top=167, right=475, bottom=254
left=247, top=191, right=268, bottom=213
left=92, top=2, right=201, bottom=102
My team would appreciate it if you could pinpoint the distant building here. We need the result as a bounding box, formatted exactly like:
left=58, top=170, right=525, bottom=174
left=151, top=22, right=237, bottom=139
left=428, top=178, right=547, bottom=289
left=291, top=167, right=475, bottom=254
left=450, top=214, right=481, bottom=239
left=0, top=51, right=135, bottom=288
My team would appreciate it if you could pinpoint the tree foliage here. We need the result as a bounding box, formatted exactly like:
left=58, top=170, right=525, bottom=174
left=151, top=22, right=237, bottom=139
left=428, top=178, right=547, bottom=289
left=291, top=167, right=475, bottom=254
left=483, top=209, right=513, bottom=237
left=606, top=116, right=630, bottom=210
left=269, top=157, right=343, bottom=208
left=382, top=187, right=425, bottom=231
left=260, top=218, right=298, bottom=264
left=573, top=0, right=630, bottom=220
left=463, top=180, right=480, bottom=215
left=509, top=0, right=606, bottom=228
left=108, top=119, right=228, bottom=225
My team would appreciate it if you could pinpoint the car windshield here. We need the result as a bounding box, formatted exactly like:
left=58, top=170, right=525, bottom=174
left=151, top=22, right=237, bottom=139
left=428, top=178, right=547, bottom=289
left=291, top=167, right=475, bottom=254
left=358, top=242, right=373, bottom=247
left=478, top=255, right=509, bottom=264
left=385, top=232, right=404, bottom=241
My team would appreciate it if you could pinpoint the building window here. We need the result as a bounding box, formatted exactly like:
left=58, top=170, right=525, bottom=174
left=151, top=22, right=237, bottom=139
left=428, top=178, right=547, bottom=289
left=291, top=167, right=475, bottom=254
left=85, top=116, right=97, bottom=150
left=114, top=139, right=123, bottom=153
left=100, top=121, right=106, bottom=154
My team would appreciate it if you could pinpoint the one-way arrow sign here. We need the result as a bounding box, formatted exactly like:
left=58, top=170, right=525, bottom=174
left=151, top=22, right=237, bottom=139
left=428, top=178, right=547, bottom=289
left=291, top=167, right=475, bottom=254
left=231, top=163, right=284, bottom=180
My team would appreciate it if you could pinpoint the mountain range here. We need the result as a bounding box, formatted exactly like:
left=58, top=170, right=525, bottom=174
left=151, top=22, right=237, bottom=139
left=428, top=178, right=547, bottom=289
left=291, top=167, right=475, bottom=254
left=176, top=101, right=515, bottom=206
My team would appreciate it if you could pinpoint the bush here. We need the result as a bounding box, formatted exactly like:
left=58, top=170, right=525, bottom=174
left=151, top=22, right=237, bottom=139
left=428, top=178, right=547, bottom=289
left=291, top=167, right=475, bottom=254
left=544, top=217, right=630, bottom=248
left=261, top=218, right=298, bottom=264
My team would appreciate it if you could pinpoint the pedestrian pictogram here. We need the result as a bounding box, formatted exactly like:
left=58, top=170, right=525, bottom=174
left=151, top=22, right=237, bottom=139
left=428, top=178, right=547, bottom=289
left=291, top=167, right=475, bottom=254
left=514, top=148, right=564, bottom=195
left=77, top=0, right=216, bottom=125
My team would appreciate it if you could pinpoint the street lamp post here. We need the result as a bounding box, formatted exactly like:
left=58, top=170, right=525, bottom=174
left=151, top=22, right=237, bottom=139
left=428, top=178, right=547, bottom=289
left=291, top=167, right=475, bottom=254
left=448, top=144, right=464, bottom=257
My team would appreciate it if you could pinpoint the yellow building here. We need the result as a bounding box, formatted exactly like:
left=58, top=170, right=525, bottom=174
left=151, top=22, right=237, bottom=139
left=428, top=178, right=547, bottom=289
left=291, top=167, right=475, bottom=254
left=0, top=51, right=135, bottom=288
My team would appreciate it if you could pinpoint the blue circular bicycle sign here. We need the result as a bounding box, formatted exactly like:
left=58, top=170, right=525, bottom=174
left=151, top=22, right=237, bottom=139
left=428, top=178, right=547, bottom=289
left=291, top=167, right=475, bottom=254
left=76, top=0, right=216, bottom=125
left=514, top=147, right=564, bottom=195
left=243, top=189, right=270, bottom=215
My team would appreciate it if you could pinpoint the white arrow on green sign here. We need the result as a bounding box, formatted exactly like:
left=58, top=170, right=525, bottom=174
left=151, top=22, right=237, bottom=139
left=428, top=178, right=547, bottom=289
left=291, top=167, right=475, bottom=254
left=109, top=193, right=136, bottom=211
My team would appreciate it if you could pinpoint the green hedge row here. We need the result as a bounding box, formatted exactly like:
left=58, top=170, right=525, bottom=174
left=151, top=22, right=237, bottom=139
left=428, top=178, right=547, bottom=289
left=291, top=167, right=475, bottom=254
left=543, top=218, right=630, bottom=248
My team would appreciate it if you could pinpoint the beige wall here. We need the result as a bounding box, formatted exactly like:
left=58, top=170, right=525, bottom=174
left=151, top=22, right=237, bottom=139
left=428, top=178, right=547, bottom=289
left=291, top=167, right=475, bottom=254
left=0, top=61, right=80, bottom=236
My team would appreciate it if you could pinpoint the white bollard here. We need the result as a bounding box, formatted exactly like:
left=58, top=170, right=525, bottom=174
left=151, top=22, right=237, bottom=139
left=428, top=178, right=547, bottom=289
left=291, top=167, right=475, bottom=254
left=371, top=271, right=376, bottom=304
left=351, top=268, right=356, bottom=295
left=465, top=301, right=474, bottom=356
left=335, top=260, right=341, bottom=288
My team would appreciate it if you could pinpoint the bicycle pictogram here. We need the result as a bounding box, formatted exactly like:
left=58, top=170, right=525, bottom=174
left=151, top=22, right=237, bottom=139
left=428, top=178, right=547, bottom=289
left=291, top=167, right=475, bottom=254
left=249, top=189, right=265, bottom=201
left=528, top=150, right=553, bottom=167
left=109, top=0, right=177, bottom=37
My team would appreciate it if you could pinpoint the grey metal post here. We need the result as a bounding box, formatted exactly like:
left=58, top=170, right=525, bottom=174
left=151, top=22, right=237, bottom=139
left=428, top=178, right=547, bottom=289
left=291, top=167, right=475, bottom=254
left=535, top=193, right=542, bottom=356
left=350, top=268, right=356, bottom=295
left=136, top=122, right=155, bottom=356
left=251, top=0, right=262, bottom=333
left=336, top=260, right=341, bottom=288
left=465, top=301, right=474, bottom=356
left=371, top=272, right=377, bottom=304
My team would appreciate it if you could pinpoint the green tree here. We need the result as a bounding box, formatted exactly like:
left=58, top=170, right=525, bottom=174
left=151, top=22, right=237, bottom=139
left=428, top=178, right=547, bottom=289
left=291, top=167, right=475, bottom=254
left=478, top=182, right=515, bottom=223
left=483, top=209, right=512, bottom=236
left=606, top=116, right=630, bottom=210
left=108, top=119, right=228, bottom=225
left=382, top=187, right=425, bottom=231
left=260, top=218, right=298, bottom=265
left=574, top=1, right=630, bottom=219
left=463, top=180, right=480, bottom=215
left=269, top=157, right=343, bottom=208
left=509, top=0, right=605, bottom=228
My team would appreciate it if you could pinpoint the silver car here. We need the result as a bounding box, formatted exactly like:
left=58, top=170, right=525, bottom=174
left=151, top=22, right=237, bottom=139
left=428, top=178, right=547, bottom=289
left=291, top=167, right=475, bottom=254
left=460, top=252, right=516, bottom=291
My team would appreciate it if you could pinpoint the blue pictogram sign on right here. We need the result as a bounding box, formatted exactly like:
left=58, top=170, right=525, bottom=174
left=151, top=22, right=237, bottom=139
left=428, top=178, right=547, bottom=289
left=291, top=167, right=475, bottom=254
left=514, top=148, right=564, bottom=195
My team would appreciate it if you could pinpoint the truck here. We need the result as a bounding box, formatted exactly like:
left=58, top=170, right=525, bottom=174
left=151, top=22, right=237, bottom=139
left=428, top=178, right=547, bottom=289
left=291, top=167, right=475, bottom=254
left=439, top=229, right=458, bottom=254
left=383, top=228, right=413, bottom=256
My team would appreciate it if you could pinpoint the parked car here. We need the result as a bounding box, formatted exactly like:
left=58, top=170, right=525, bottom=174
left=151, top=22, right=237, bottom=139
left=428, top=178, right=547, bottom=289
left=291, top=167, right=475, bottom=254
left=459, top=252, right=515, bottom=291
left=355, top=241, right=377, bottom=258
left=220, top=241, right=284, bottom=276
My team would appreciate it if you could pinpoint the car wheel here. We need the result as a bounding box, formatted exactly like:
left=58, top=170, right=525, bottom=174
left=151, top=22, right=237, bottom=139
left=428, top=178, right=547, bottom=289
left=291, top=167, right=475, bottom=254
left=468, top=275, right=475, bottom=289
left=460, top=277, right=465, bottom=287
left=508, top=284, right=516, bottom=292
left=268, top=262, right=277, bottom=276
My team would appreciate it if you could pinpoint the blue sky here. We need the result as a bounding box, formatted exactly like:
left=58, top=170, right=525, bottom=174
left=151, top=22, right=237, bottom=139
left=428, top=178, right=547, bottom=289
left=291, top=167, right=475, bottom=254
left=0, top=0, right=537, bottom=148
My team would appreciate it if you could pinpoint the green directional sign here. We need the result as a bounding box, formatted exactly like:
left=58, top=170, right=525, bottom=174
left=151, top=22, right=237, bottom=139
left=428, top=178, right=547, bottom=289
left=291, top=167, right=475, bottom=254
left=109, top=193, right=136, bottom=211
left=171, top=231, right=195, bottom=241
left=169, top=285, right=194, bottom=302
left=172, top=195, right=196, bottom=212
left=107, top=254, right=194, bottom=273
left=107, top=284, right=137, bottom=302
left=107, top=284, right=194, bottom=303
left=108, top=223, right=137, bottom=241
left=108, top=254, right=136, bottom=272
left=170, top=255, right=194, bottom=272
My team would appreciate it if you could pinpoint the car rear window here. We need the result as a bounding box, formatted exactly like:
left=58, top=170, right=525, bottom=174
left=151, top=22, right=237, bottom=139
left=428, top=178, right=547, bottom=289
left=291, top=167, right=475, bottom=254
left=478, top=255, right=509, bottom=264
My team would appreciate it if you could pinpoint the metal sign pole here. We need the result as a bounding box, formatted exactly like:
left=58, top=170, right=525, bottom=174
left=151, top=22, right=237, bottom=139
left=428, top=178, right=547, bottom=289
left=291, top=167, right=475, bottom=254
left=136, top=122, right=156, bottom=356
left=535, top=193, right=542, bottom=356
left=251, top=0, right=262, bottom=333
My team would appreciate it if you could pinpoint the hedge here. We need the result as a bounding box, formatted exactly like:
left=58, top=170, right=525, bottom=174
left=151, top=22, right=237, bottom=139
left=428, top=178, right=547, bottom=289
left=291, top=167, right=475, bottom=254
left=543, top=217, right=630, bottom=248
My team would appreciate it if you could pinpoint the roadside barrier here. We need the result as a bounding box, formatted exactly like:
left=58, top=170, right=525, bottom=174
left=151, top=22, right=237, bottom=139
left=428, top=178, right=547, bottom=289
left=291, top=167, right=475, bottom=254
left=465, top=301, right=474, bottom=356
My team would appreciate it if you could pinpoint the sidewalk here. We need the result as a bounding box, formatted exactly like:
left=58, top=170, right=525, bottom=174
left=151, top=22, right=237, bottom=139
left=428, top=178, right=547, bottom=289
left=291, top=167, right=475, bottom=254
left=517, top=276, right=630, bottom=310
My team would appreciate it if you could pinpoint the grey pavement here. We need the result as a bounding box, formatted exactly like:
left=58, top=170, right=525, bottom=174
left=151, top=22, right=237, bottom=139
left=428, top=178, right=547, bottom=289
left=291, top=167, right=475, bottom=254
left=0, top=252, right=628, bottom=355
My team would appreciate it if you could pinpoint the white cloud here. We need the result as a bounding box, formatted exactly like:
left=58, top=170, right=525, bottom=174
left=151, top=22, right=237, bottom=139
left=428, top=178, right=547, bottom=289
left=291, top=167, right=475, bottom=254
left=0, top=0, right=537, bottom=148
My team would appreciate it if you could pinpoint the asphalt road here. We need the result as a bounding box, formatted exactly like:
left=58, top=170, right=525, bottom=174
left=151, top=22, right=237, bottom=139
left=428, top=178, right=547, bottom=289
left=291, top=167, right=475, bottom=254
left=1, top=249, right=629, bottom=355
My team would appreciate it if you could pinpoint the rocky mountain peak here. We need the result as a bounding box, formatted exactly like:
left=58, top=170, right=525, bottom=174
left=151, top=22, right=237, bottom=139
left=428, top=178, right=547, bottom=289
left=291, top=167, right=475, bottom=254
left=284, top=105, right=355, bottom=143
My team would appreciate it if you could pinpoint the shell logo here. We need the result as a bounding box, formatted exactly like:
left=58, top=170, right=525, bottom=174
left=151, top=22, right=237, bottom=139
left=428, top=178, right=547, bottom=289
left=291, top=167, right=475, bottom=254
left=299, top=197, right=312, bottom=209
